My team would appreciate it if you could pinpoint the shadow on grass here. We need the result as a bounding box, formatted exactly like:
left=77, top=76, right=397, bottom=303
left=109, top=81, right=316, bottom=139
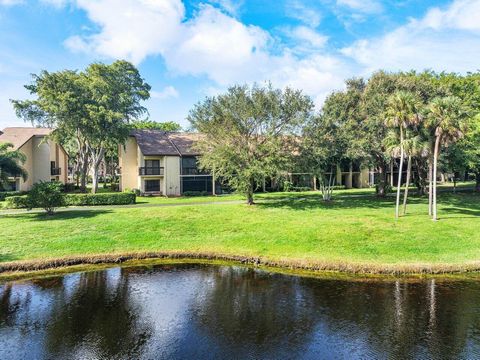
left=257, top=194, right=401, bottom=211
left=0, top=254, right=18, bottom=263
left=4, top=209, right=113, bottom=221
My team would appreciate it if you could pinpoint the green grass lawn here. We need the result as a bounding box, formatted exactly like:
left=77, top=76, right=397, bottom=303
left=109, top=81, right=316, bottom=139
left=1, top=189, right=480, bottom=269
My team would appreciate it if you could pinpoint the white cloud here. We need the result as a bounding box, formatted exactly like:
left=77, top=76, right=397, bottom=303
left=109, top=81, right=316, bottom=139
left=285, top=25, right=329, bottom=49
left=151, top=86, right=179, bottom=100
left=420, top=0, right=480, bottom=31
left=342, top=0, right=480, bottom=74
left=336, top=0, right=383, bottom=14
left=63, top=0, right=344, bottom=107
left=208, top=0, right=243, bottom=17
left=65, top=0, right=185, bottom=64
left=285, top=0, right=322, bottom=28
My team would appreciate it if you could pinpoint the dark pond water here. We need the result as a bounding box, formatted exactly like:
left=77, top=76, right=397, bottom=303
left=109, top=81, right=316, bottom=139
left=1, top=264, right=480, bottom=359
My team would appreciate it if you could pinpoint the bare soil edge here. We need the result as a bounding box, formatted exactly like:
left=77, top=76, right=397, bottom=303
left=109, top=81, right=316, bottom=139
left=2, top=251, right=480, bottom=281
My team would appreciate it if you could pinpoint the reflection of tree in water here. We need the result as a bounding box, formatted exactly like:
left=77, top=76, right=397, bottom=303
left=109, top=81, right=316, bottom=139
left=294, top=277, right=480, bottom=359
left=191, top=266, right=318, bottom=356
left=191, top=267, right=480, bottom=358
left=31, top=270, right=152, bottom=358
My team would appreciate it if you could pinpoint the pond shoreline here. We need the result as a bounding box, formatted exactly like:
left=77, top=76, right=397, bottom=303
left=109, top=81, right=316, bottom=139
left=2, top=251, right=480, bottom=282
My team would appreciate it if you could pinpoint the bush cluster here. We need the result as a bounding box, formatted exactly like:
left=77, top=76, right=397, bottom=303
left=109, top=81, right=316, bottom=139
left=4, top=195, right=30, bottom=209
left=182, top=191, right=209, bottom=196
left=0, top=191, right=27, bottom=201
left=64, top=192, right=136, bottom=206
left=4, top=191, right=136, bottom=209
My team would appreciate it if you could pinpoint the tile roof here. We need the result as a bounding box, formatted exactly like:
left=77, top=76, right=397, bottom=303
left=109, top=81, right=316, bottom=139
left=131, top=130, right=203, bottom=156
left=0, top=127, right=52, bottom=150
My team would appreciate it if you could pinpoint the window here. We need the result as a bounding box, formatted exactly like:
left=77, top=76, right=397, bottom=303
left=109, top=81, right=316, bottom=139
left=145, top=160, right=160, bottom=168
left=145, top=179, right=160, bottom=192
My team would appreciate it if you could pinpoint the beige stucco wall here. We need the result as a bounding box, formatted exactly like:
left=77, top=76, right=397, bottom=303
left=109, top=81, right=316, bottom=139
left=14, top=136, right=67, bottom=191
left=164, top=156, right=181, bottom=196
left=17, top=138, right=33, bottom=191
left=119, top=137, right=139, bottom=191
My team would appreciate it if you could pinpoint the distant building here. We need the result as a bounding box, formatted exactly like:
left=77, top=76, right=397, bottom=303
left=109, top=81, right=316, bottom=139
left=119, top=130, right=374, bottom=196
left=0, top=127, right=68, bottom=191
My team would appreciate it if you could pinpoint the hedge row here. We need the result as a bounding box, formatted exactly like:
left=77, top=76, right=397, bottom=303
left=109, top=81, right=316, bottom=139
left=64, top=193, right=136, bottom=206
left=3, top=192, right=136, bottom=209
left=4, top=195, right=30, bottom=209
left=0, top=191, right=27, bottom=201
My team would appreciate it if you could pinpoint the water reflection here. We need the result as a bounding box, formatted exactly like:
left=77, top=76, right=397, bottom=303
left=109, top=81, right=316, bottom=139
left=1, top=264, right=480, bottom=359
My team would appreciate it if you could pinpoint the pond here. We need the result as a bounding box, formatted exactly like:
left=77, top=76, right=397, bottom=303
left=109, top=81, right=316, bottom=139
left=1, top=264, right=480, bottom=359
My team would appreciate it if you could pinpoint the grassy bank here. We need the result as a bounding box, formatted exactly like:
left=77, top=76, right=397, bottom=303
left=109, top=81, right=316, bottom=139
left=1, top=190, right=480, bottom=275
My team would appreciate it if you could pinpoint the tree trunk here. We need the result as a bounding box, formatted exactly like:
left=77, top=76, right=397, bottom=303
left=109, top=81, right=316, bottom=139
left=402, top=155, right=412, bottom=215
left=80, top=155, right=89, bottom=193
left=428, top=156, right=433, bottom=217
left=476, top=172, right=480, bottom=192
left=91, top=148, right=105, bottom=194
left=376, top=162, right=388, bottom=197
left=432, top=136, right=441, bottom=221
left=395, top=128, right=404, bottom=219
left=246, top=179, right=254, bottom=205
left=390, top=159, right=394, bottom=187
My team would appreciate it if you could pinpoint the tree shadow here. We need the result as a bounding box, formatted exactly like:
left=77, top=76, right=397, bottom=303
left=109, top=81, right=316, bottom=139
left=3, top=209, right=113, bottom=221
left=257, top=194, right=401, bottom=211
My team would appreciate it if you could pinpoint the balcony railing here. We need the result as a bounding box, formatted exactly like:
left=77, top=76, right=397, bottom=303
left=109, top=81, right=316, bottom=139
left=51, top=168, right=61, bottom=176
left=182, top=167, right=209, bottom=175
left=139, top=167, right=164, bottom=176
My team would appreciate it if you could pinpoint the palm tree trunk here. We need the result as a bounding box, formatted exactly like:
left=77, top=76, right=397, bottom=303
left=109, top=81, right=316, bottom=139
left=432, top=136, right=441, bottom=221
left=395, top=128, right=404, bottom=219
left=402, top=155, right=412, bottom=215
left=428, top=156, right=433, bottom=217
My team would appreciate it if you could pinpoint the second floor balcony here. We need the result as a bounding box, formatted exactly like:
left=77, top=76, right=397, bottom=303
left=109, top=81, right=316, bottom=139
left=139, top=167, right=164, bottom=176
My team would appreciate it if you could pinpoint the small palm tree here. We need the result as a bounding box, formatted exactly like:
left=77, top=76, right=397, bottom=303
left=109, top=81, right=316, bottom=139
left=426, top=96, right=466, bottom=221
left=0, top=142, right=28, bottom=189
left=385, top=91, right=421, bottom=219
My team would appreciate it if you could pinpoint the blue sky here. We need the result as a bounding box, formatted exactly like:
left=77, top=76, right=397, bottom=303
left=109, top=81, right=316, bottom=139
left=1, top=0, right=479, bottom=129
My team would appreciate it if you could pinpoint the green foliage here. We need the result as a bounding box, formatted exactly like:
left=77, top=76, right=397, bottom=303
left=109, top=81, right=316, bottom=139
left=4, top=195, right=30, bottom=209
left=28, top=181, right=65, bottom=214
left=64, top=192, right=136, bottom=206
left=0, top=142, right=28, bottom=187
left=0, top=191, right=27, bottom=201
left=12, top=60, right=151, bottom=193
left=130, top=120, right=182, bottom=132
left=188, top=83, right=313, bottom=204
left=182, top=191, right=209, bottom=197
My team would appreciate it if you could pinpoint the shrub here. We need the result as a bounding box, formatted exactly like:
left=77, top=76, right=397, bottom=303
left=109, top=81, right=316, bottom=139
left=64, top=192, right=136, bottom=206
left=290, top=186, right=312, bottom=192
left=183, top=191, right=209, bottom=196
left=63, top=183, right=76, bottom=192
left=0, top=191, right=27, bottom=201
left=29, top=181, right=65, bottom=214
left=4, top=195, right=30, bottom=209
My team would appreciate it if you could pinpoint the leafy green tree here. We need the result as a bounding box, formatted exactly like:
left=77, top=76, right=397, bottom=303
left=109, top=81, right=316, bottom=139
left=188, top=84, right=313, bottom=205
left=28, top=181, right=65, bottom=215
left=301, top=79, right=364, bottom=201
left=13, top=60, right=151, bottom=193
left=0, top=142, right=28, bottom=190
left=130, top=119, right=182, bottom=131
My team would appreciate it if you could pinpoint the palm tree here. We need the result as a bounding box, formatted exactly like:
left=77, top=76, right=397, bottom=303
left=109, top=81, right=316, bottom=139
left=426, top=96, right=466, bottom=221
left=385, top=91, right=421, bottom=219
left=0, top=142, right=28, bottom=189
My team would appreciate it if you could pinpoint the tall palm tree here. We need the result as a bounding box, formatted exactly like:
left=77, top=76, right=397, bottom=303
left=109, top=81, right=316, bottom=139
left=427, top=96, right=466, bottom=221
left=385, top=91, right=421, bottom=219
left=0, top=142, right=28, bottom=189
